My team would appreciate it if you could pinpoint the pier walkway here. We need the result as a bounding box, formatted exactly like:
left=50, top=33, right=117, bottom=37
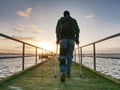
left=0, top=56, right=120, bottom=90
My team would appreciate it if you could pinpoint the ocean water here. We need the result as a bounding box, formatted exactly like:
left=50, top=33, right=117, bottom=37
left=0, top=54, right=120, bottom=80
left=0, top=56, right=42, bottom=80
left=74, top=56, right=120, bottom=80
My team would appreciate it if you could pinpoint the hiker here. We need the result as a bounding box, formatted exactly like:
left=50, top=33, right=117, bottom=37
left=56, top=10, right=80, bottom=82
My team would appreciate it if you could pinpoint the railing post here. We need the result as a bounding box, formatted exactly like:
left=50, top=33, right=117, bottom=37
left=22, top=43, right=25, bottom=70
left=93, top=43, right=96, bottom=71
left=42, top=49, right=43, bottom=62
left=45, top=50, right=46, bottom=60
left=35, top=47, right=37, bottom=64
left=80, top=47, right=82, bottom=64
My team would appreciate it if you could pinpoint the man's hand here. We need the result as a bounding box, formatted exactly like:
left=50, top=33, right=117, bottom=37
left=56, top=40, right=59, bottom=44
left=76, top=40, right=79, bottom=44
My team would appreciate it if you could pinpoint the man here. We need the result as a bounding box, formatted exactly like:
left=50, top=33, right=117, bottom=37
left=56, top=10, right=80, bottom=82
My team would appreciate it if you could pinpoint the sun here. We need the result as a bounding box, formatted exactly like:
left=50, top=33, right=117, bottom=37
left=37, top=42, right=55, bottom=51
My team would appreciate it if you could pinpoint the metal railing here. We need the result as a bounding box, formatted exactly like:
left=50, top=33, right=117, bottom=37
left=74, top=33, right=120, bottom=71
left=0, top=33, right=54, bottom=71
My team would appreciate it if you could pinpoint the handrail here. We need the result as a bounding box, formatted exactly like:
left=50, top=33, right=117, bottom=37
left=0, top=33, right=54, bottom=70
left=77, top=33, right=120, bottom=48
left=0, top=33, right=43, bottom=49
left=74, top=33, right=120, bottom=71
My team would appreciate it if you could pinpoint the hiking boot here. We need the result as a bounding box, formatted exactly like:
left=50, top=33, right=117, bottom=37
left=67, top=74, right=70, bottom=78
left=60, top=73, right=66, bottom=82
left=67, top=72, right=71, bottom=78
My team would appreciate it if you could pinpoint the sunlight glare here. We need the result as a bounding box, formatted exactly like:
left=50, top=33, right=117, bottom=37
left=37, top=42, right=55, bottom=51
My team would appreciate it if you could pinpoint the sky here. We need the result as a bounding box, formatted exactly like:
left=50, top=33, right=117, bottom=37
left=0, top=0, right=120, bottom=53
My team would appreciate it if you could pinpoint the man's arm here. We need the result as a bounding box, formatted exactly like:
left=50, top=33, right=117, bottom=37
left=74, top=20, right=80, bottom=44
left=56, top=20, right=60, bottom=44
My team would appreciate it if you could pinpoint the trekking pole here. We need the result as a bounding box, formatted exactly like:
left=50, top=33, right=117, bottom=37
left=78, top=44, right=82, bottom=78
left=54, top=44, right=58, bottom=78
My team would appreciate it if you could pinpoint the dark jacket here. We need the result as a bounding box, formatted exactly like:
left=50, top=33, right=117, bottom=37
left=56, top=16, right=80, bottom=41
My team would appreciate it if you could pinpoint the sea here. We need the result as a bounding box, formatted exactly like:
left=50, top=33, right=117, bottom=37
left=0, top=54, right=43, bottom=80
left=0, top=54, right=120, bottom=80
left=74, top=54, right=120, bottom=80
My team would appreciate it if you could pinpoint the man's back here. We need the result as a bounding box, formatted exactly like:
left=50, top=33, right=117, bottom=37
left=56, top=15, right=79, bottom=40
left=59, top=16, right=75, bottom=38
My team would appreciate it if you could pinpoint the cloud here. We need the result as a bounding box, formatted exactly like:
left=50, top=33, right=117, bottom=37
left=84, top=14, right=95, bottom=22
left=17, top=8, right=32, bottom=18
left=33, top=16, right=48, bottom=24
left=26, top=24, right=37, bottom=30
left=33, top=30, right=42, bottom=33
left=26, top=24, right=42, bottom=33
left=11, top=24, right=42, bottom=33
left=41, top=17, right=47, bottom=21
left=12, top=35, right=35, bottom=41
left=0, top=35, right=35, bottom=45
left=12, top=24, right=24, bottom=32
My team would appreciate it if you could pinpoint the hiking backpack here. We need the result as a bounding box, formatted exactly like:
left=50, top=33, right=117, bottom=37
left=60, top=17, right=75, bottom=36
